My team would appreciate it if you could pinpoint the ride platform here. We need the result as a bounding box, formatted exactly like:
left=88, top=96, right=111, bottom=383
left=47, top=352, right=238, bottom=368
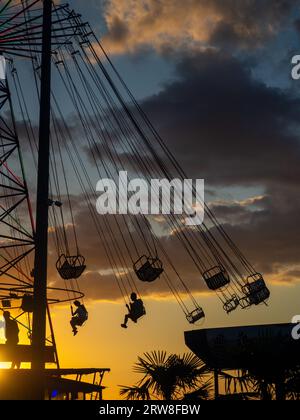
left=0, top=367, right=110, bottom=400
left=185, top=322, right=300, bottom=372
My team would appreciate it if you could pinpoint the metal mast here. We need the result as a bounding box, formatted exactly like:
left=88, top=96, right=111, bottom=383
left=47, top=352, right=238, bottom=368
left=31, top=0, right=52, bottom=397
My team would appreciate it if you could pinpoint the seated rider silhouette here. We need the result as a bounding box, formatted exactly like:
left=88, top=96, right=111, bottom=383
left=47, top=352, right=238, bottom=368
left=70, top=300, right=88, bottom=336
left=121, top=292, right=145, bottom=329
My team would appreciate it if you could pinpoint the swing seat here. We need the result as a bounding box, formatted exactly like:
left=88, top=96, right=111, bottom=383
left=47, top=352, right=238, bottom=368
left=73, top=314, right=88, bottom=327
left=131, top=307, right=146, bottom=323
left=186, top=307, right=205, bottom=324
left=223, top=295, right=239, bottom=314
left=203, top=266, right=230, bottom=290
left=56, top=254, right=86, bottom=280
left=21, top=294, right=34, bottom=313
left=2, top=299, right=11, bottom=308
left=134, top=255, right=163, bottom=283
left=241, top=273, right=270, bottom=306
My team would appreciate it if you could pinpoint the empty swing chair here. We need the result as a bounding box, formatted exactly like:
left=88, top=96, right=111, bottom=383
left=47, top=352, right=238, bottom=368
left=56, top=254, right=86, bottom=280
left=21, top=294, right=34, bottom=313
left=240, top=273, right=270, bottom=307
left=134, top=255, right=164, bottom=283
left=203, top=265, right=230, bottom=290
left=50, top=197, right=86, bottom=281
left=223, top=295, right=240, bottom=314
left=2, top=299, right=11, bottom=308
left=186, top=306, right=205, bottom=324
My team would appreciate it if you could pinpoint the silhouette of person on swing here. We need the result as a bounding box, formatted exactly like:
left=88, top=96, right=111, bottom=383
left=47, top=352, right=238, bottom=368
left=70, top=301, right=88, bottom=336
left=121, top=292, right=145, bottom=329
left=3, top=311, right=20, bottom=369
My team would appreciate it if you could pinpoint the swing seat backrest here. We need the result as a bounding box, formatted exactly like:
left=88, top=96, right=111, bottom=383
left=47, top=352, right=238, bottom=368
left=223, top=295, right=240, bottom=314
left=186, top=307, right=205, bottom=324
left=74, top=308, right=88, bottom=327
left=21, top=294, right=34, bottom=313
left=134, top=256, right=163, bottom=283
left=241, top=274, right=270, bottom=306
left=203, top=266, right=230, bottom=290
left=76, top=316, right=88, bottom=327
left=131, top=300, right=146, bottom=321
left=56, top=255, right=86, bottom=280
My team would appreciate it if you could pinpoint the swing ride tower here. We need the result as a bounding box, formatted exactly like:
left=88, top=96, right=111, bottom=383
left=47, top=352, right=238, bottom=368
left=0, top=0, right=110, bottom=400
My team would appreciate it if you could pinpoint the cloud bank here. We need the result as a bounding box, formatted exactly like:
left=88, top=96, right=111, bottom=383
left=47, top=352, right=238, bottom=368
left=101, top=0, right=297, bottom=54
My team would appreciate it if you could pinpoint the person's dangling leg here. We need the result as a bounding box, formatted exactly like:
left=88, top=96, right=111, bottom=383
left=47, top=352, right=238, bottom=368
left=70, top=317, right=78, bottom=335
left=121, top=314, right=130, bottom=328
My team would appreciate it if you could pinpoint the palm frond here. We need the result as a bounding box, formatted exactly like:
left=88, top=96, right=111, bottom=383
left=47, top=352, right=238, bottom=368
left=119, top=379, right=151, bottom=400
left=183, top=382, right=213, bottom=400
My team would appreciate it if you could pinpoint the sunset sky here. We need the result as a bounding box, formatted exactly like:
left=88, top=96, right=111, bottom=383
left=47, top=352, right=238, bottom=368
left=1, top=0, right=300, bottom=399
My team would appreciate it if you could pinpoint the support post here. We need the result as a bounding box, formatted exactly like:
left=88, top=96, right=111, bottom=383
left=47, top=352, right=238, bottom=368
left=31, top=0, right=52, bottom=399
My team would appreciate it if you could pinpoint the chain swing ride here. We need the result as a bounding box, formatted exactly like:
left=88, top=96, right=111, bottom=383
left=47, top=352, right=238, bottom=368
left=0, top=0, right=270, bottom=377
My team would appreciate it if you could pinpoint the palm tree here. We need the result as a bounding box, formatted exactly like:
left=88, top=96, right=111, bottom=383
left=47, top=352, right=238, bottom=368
left=221, top=368, right=300, bottom=400
left=120, top=350, right=212, bottom=400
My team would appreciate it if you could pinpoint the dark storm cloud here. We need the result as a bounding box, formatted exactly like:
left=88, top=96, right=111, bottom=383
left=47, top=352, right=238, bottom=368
left=209, top=0, right=297, bottom=49
left=210, top=201, right=262, bottom=225
left=141, top=50, right=300, bottom=187
left=220, top=184, right=300, bottom=275
left=294, top=17, right=300, bottom=34
left=8, top=113, right=80, bottom=156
